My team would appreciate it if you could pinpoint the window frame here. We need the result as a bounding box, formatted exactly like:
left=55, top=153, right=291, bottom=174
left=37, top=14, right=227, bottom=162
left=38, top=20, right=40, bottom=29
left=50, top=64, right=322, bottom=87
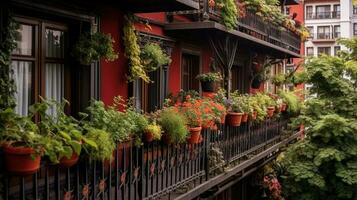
left=354, top=23, right=357, bottom=36
left=317, top=26, right=331, bottom=39
left=317, top=47, right=331, bottom=56
left=306, top=47, right=314, bottom=57
left=306, top=6, right=313, bottom=19
left=315, top=5, right=331, bottom=19
left=181, top=50, right=201, bottom=92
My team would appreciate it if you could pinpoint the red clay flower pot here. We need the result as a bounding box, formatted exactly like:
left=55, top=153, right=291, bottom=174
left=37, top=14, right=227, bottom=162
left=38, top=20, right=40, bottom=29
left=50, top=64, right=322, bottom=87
left=242, top=113, right=249, bottom=123
left=3, top=145, right=41, bottom=175
left=267, top=107, right=275, bottom=118
left=220, top=113, right=226, bottom=124
left=250, top=111, right=257, bottom=120
left=59, top=153, right=79, bottom=168
left=162, top=134, right=172, bottom=145
left=104, top=140, right=132, bottom=172
left=187, top=127, right=202, bottom=144
left=281, top=103, right=287, bottom=112
left=144, top=131, right=154, bottom=143
left=226, top=112, right=243, bottom=127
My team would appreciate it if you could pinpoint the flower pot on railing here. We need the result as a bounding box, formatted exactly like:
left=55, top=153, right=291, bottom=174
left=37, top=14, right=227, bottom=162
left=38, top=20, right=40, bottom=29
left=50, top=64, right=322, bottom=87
left=187, top=127, right=202, bottom=144
left=281, top=103, right=287, bottom=112
left=267, top=107, right=275, bottom=118
left=250, top=111, right=258, bottom=121
left=59, top=153, right=79, bottom=168
left=104, top=140, right=132, bottom=171
left=144, top=131, right=154, bottom=143
left=201, top=81, right=215, bottom=92
left=220, top=113, right=226, bottom=124
left=3, top=145, right=41, bottom=175
left=162, top=134, right=172, bottom=145
left=226, top=112, right=243, bottom=127
left=242, top=112, right=249, bottom=123
left=251, top=78, right=262, bottom=89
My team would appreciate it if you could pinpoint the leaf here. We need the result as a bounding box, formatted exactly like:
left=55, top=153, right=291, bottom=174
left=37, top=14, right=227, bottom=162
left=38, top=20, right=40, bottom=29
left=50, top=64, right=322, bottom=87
left=82, top=137, right=98, bottom=149
left=59, top=131, right=71, bottom=141
left=69, top=141, right=82, bottom=155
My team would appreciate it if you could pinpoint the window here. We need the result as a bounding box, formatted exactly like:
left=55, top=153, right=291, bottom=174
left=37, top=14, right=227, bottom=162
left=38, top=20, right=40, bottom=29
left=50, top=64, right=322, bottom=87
left=11, top=16, right=93, bottom=117
left=306, top=26, right=314, bottom=38
left=334, top=46, right=341, bottom=56
left=181, top=53, right=200, bottom=91
left=353, top=5, right=357, bottom=15
left=334, top=25, right=340, bottom=38
left=317, top=26, right=330, bottom=39
left=354, top=23, right=357, bottom=36
left=316, top=5, right=331, bottom=19
left=333, top=4, right=340, bottom=18
left=285, top=7, right=290, bottom=15
left=306, top=47, right=314, bottom=56
left=306, top=6, right=313, bottom=19
left=317, top=47, right=331, bottom=56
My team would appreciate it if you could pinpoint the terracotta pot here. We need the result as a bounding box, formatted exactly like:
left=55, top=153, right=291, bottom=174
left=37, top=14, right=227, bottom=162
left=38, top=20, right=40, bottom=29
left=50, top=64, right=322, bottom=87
left=187, top=127, right=202, bottom=144
left=281, top=103, right=287, bottom=112
left=3, top=145, right=41, bottom=175
left=267, top=107, right=275, bottom=118
left=144, top=131, right=154, bottom=143
left=249, top=111, right=257, bottom=120
left=275, top=106, right=282, bottom=113
left=220, top=113, right=226, bottom=124
left=242, top=113, right=249, bottom=123
left=201, top=81, right=215, bottom=92
left=59, top=153, right=79, bottom=168
left=162, top=134, right=172, bottom=145
left=202, top=92, right=216, bottom=99
left=226, top=112, right=243, bottom=127
left=104, top=140, right=132, bottom=171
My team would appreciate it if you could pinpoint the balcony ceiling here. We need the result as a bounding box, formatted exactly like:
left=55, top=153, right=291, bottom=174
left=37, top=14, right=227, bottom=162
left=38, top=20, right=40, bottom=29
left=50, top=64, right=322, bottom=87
left=119, top=0, right=199, bottom=12
left=281, top=0, right=299, bottom=5
left=165, top=21, right=301, bottom=58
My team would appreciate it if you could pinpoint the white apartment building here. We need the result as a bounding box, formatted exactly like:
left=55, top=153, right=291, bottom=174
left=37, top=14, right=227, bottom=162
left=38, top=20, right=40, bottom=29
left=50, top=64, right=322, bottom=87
left=304, top=0, right=357, bottom=57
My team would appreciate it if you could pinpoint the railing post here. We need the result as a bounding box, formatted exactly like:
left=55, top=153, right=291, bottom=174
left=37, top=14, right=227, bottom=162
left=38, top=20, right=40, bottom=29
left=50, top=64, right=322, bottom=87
left=204, top=129, right=210, bottom=181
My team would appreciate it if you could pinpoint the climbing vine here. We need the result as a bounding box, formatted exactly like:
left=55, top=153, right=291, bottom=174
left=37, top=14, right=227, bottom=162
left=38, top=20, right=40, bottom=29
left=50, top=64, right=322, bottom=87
left=0, top=14, right=18, bottom=110
left=216, top=0, right=238, bottom=30
left=123, top=15, right=150, bottom=83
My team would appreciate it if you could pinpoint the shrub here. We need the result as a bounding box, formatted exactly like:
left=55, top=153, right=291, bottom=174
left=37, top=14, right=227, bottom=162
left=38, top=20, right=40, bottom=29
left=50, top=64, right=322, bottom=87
left=158, top=108, right=188, bottom=143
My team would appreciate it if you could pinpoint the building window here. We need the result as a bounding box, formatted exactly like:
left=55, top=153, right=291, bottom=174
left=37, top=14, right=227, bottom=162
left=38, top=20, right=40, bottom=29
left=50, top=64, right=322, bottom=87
left=317, top=47, right=331, bottom=56
left=11, top=17, right=92, bottom=117
left=181, top=53, right=200, bottom=91
left=334, top=25, right=340, bottom=38
left=316, top=5, right=331, bottom=19
left=307, top=26, right=314, bottom=38
left=306, top=6, right=313, bottom=19
left=317, top=26, right=331, bottom=39
left=306, top=47, right=314, bottom=56
left=353, top=5, right=357, bottom=15
left=333, top=4, right=340, bottom=18
left=334, top=46, right=341, bottom=56
left=354, top=23, right=357, bottom=36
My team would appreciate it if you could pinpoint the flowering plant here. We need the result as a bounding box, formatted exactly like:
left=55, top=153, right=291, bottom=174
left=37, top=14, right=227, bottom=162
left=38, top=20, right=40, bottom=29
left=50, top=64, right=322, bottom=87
left=173, top=95, right=203, bottom=128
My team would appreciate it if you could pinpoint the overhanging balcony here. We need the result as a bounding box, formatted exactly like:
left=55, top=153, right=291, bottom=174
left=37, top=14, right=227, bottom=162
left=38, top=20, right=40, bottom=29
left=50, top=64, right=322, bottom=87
left=120, top=0, right=200, bottom=12
left=166, top=3, right=301, bottom=58
left=2, top=116, right=300, bottom=199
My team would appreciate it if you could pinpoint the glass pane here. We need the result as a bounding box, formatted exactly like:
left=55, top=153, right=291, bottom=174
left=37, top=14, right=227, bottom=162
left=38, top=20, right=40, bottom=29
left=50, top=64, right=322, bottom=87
left=45, top=29, right=64, bottom=58
left=45, top=63, right=64, bottom=117
left=11, top=61, right=32, bottom=116
left=12, top=24, right=33, bottom=56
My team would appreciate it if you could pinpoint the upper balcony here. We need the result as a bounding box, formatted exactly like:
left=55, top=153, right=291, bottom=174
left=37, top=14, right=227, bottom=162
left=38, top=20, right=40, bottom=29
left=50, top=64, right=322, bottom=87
left=120, top=0, right=200, bottom=12
left=309, top=32, right=340, bottom=43
left=306, top=11, right=340, bottom=20
left=165, top=0, right=301, bottom=58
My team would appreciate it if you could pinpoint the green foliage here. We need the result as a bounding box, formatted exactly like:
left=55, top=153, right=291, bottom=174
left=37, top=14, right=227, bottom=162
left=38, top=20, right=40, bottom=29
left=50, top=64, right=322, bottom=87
left=278, top=38, right=357, bottom=200
left=141, top=43, right=171, bottom=72
left=158, top=108, right=188, bottom=144
left=123, top=15, right=150, bottom=82
left=145, top=123, right=162, bottom=141
left=278, top=90, right=302, bottom=114
left=216, top=0, right=238, bottom=30
left=72, top=32, right=118, bottom=65
left=291, top=71, right=308, bottom=86
left=271, top=74, right=286, bottom=86
left=0, top=16, right=18, bottom=109
left=196, top=72, right=223, bottom=82
left=228, top=91, right=243, bottom=113
left=83, top=127, right=115, bottom=161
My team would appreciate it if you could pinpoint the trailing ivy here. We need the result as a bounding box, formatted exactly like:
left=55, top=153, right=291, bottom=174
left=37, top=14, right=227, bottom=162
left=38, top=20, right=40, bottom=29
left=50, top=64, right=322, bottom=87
left=123, top=15, right=150, bottom=82
left=0, top=14, right=18, bottom=110
left=140, top=43, right=171, bottom=72
left=216, top=0, right=238, bottom=30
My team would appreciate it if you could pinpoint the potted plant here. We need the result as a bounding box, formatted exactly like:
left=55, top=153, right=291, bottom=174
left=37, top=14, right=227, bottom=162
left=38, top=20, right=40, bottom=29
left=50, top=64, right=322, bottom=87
left=291, top=71, right=308, bottom=86
left=82, top=127, right=115, bottom=161
left=196, top=72, right=223, bottom=92
left=271, top=74, right=286, bottom=86
left=158, top=108, right=188, bottom=144
left=141, top=43, right=171, bottom=72
left=143, top=122, right=162, bottom=143
left=72, top=32, right=118, bottom=65
left=240, top=94, right=253, bottom=123
left=226, top=91, right=244, bottom=126
left=0, top=109, right=44, bottom=175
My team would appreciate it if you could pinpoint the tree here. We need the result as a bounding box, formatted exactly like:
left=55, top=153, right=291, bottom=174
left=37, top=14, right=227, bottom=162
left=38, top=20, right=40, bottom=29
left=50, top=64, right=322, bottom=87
left=278, top=38, right=357, bottom=200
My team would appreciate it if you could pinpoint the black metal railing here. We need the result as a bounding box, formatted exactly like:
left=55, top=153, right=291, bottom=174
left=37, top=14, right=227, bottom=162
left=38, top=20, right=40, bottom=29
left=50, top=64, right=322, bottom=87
left=306, top=11, right=340, bottom=20
left=2, top=116, right=291, bottom=200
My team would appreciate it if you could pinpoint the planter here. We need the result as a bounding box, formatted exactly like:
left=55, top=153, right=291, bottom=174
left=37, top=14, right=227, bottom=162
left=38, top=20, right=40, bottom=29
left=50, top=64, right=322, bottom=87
left=162, top=134, right=172, bottom=145
left=201, top=81, right=215, bottom=92
left=104, top=140, right=132, bottom=171
left=220, top=113, right=226, bottom=124
left=3, top=145, right=41, bottom=175
left=281, top=103, right=287, bottom=112
left=144, top=131, right=154, bottom=143
left=187, top=127, right=202, bottom=144
left=251, top=78, right=262, bottom=89
left=251, top=111, right=258, bottom=120
left=59, top=153, right=79, bottom=168
left=242, top=113, right=249, bottom=123
left=226, top=112, right=243, bottom=127
left=267, top=107, right=275, bottom=118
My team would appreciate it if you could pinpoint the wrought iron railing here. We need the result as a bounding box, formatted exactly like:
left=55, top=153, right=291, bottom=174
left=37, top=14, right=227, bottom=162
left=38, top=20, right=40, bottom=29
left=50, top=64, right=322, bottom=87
left=2, top=117, right=292, bottom=200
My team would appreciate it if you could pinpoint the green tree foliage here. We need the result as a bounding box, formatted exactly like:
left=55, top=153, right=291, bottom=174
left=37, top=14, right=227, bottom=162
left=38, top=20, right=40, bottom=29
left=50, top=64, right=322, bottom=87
left=279, top=38, right=357, bottom=200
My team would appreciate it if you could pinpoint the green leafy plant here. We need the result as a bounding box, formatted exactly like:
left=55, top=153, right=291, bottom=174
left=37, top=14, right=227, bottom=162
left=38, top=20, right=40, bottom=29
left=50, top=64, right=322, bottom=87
left=72, top=32, right=118, bottom=65
left=196, top=72, right=223, bottom=82
left=144, top=123, right=162, bottom=141
left=123, top=15, right=150, bottom=82
left=227, top=91, right=243, bottom=113
left=82, top=127, right=115, bottom=161
left=271, top=74, right=286, bottom=86
left=141, top=43, right=171, bottom=72
left=216, top=0, right=238, bottom=30
left=158, top=108, right=188, bottom=143
left=291, top=71, right=308, bottom=86
left=278, top=90, right=302, bottom=114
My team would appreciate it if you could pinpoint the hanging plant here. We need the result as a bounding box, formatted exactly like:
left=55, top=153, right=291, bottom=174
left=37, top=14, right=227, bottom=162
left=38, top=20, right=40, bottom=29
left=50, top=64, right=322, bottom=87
left=140, top=43, right=171, bottom=72
left=123, top=15, right=150, bottom=83
left=216, top=0, right=238, bottom=30
left=72, top=32, right=118, bottom=65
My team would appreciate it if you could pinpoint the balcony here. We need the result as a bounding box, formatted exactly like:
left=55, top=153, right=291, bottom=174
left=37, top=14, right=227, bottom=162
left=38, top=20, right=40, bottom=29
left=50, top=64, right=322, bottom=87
left=120, top=0, right=200, bottom=12
left=166, top=2, right=301, bottom=58
left=306, top=11, right=340, bottom=20
left=2, top=116, right=299, bottom=199
left=310, top=32, right=340, bottom=43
